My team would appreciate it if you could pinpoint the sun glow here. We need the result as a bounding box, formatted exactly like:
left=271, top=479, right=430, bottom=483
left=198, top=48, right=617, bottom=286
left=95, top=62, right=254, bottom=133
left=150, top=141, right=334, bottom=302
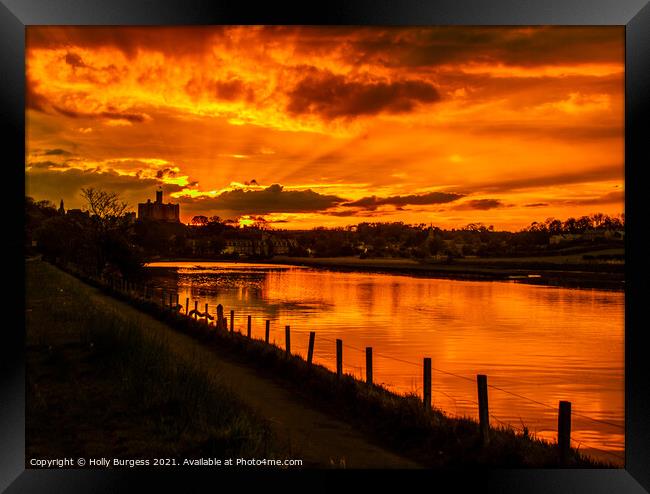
left=26, top=26, right=624, bottom=230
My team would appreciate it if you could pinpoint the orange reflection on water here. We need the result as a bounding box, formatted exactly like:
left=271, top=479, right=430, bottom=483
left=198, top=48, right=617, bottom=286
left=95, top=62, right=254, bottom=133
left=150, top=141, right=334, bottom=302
left=147, top=261, right=624, bottom=465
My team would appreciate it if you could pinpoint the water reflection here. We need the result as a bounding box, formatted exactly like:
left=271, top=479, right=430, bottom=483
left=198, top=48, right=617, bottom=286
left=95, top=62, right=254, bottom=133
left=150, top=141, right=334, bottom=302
left=147, top=261, right=624, bottom=465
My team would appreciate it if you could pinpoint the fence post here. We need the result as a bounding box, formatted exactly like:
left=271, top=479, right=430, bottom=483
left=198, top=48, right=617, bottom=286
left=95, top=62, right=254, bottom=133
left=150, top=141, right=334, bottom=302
left=205, top=303, right=209, bottom=324
left=307, top=331, right=315, bottom=366
left=285, top=325, right=291, bottom=355
left=477, top=374, right=489, bottom=444
left=176, top=293, right=179, bottom=311
left=247, top=315, right=252, bottom=338
left=216, top=304, right=224, bottom=329
left=423, top=358, right=432, bottom=410
left=265, top=320, right=270, bottom=343
left=366, top=347, right=373, bottom=385
left=185, top=297, right=189, bottom=316
left=558, top=400, right=572, bottom=465
left=230, top=310, right=234, bottom=334
left=194, top=300, right=198, bottom=320
left=336, top=339, right=343, bottom=378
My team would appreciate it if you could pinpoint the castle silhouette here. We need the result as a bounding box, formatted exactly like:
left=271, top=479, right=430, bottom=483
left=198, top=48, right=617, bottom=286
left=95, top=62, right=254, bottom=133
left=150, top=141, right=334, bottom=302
left=137, top=188, right=180, bottom=222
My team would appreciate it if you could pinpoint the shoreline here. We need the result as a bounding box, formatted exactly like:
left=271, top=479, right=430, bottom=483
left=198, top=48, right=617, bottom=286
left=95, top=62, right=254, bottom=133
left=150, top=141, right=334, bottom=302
left=147, top=256, right=625, bottom=291
left=40, top=260, right=613, bottom=467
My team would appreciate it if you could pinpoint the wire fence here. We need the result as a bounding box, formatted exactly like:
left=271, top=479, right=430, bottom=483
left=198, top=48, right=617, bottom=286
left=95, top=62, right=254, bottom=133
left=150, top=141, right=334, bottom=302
left=99, top=275, right=626, bottom=465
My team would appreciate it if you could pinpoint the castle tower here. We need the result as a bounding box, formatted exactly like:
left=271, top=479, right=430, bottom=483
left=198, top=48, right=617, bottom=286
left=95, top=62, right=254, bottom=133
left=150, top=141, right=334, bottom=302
left=138, top=188, right=180, bottom=222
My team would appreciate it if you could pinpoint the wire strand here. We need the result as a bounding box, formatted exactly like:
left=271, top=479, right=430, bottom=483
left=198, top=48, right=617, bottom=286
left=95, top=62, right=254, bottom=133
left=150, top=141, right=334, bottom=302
left=140, top=287, right=626, bottom=435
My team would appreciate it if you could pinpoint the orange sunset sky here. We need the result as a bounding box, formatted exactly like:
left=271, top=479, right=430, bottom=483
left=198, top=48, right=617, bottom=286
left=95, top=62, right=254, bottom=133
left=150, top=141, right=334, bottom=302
left=25, top=26, right=624, bottom=230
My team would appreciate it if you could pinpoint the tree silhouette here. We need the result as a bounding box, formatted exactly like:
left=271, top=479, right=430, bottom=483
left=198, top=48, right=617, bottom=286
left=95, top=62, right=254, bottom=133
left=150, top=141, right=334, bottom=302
left=191, top=215, right=208, bottom=226
left=80, top=187, right=129, bottom=233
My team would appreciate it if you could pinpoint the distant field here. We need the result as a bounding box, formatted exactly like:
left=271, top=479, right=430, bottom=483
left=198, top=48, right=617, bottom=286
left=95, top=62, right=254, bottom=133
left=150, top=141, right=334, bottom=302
left=271, top=252, right=624, bottom=290
left=274, top=248, right=625, bottom=269
left=458, top=248, right=625, bottom=265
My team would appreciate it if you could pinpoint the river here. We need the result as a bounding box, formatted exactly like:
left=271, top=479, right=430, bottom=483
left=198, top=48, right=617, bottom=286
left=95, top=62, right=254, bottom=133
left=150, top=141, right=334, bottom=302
left=146, top=260, right=624, bottom=465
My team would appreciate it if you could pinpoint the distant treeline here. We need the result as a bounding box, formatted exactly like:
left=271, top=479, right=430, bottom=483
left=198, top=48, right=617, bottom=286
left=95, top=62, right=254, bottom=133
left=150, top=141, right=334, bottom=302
left=26, top=193, right=624, bottom=278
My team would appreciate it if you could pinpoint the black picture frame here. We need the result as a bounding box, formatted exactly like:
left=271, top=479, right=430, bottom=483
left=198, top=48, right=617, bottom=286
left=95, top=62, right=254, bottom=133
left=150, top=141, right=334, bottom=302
left=2, top=0, right=648, bottom=492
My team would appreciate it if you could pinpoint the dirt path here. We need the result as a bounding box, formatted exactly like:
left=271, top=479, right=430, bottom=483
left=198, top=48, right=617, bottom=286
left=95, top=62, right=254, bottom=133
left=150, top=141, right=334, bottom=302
left=84, top=281, right=421, bottom=469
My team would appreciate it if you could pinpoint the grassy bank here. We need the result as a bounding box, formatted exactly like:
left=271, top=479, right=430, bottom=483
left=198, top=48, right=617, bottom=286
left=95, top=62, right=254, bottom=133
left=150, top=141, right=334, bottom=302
left=53, top=260, right=613, bottom=468
left=26, top=260, right=286, bottom=466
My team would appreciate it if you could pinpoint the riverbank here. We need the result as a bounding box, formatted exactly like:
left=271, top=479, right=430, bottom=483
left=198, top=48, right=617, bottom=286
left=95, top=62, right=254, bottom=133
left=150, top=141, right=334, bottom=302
left=31, top=259, right=612, bottom=468
left=151, top=255, right=624, bottom=290
left=272, top=256, right=624, bottom=290
left=26, top=260, right=290, bottom=467
left=25, top=260, right=418, bottom=468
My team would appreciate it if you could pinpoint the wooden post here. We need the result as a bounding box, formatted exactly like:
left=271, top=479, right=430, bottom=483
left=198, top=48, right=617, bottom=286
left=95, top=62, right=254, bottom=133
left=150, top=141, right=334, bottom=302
left=285, top=325, right=291, bottom=355
left=230, top=310, right=234, bottom=334
left=194, top=300, right=198, bottom=320
left=336, top=339, right=343, bottom=378
left=217, top=304, right=224, bottom=330
left=307, top=332, right=315, bottom=366
left=205, top=303, right=209, bottom=324
left=477, top=374, right=489, bottom=444
left=176, top=293, right=179, bottom=311
left=366, top=347, right=373, bottom=385
left=185, top=297, right=189, bottom=316
left=558, top=401, right=572, bottom=465
left=247, top=315, right=252, bottom=338
left=423, top=358, right=432, bottom=410
left=265, top=320, right=270, bottom=343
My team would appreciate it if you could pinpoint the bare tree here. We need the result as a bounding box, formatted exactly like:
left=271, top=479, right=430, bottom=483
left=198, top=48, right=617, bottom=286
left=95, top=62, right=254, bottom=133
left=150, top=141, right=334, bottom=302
left=81, top=188, right=128, bottom=219
left=80, top=187, right=131, bottom=234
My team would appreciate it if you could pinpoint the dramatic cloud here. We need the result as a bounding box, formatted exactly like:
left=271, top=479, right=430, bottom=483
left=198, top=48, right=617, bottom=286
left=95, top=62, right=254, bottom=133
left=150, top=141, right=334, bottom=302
left=455, top=165, right=623, bottom=194
left=27, top=160, right=68, bottom=170
left=178, top=184, right=344, bottom=215
left=42, top=148, right=73, bottom=156
left=27, top=26, right=623, bottom=67
left=25, top=26, right=625, bottom=230
left=561, top=190, right=624, bottom=206
left=343, top=191, right=464, bottom=210
left=344, top=27, right=623, bottom=68
left=52, top=106, right=150, bottom=124
left=287, top=68, right=440, bottom=119
left=26, top=167, right=183, bottom=208
left=185, top=77, right=254, bottom=102
left=64, top=52, right=87, bottom=68
left=453, top=199, right=505, bottom=210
